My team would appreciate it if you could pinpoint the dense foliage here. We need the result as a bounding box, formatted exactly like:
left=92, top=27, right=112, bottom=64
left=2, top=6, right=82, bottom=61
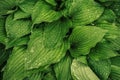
left=0, top=0, right=120, bottom=80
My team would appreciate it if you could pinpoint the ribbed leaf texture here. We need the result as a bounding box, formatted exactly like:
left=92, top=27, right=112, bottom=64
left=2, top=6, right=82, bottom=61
left=0, top=0, right=120, bottom=80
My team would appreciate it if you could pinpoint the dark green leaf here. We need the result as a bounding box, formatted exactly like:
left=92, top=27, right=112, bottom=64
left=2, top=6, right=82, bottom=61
left=89, top=43, right=117, bottom=61
left=43, top=72, right=56, bottom=80
left=110, top=2, right=120, bottom=23
left=109, top=56, right=120, bottom=80
left=54, top=55, right=72, bottom=80
left=107, top=37, right=120, bottom=50
left=0, top=16, right=8, bottom=44
left=27, top=72, right=42, bottom=80
left=110, top=56, right=120, bottom=67
left=88, top=59, right=111, bottom=80
left=109, top=65, right=120, bottom=80
left=95, top=9, right=116, bottom=23
left=0, top=0, right=24, bottom=15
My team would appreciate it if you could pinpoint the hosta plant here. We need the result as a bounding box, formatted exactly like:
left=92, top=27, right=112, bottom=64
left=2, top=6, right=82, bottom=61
left=0, top=0, right=120, bottom=80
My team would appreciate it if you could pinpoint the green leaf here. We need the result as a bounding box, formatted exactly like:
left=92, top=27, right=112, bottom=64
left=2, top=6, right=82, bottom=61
left=96, top=23, right=120, bottom=39
left=26, top=20, right=70, bottom=70
left=3, top=46, right=27, bottom=80
left=71, top=59, right=99, bottom=80
left=44, top=19, right=72, bottom=48
left=110, top=65, right=120, bottom=80
left=110, top=56, right=120, bottom=67
left=27, top=72, right=42, bottom=80
left=19, top=0, right=37, bottom=14
left=109, top=56, right=120, bottom=80
left=69, top=26, right=106, bottom=57
left=100, top=1, right=113, bottom=7
left=5, top=15, right=31, bottom=39
left=32, top=0, right=62, bottom=24
left=96, top=23, right=120, bottom=50
left=65, top=0, right=104, bottom=26
left=89, top=43, right=117, bottom=61
left=0, top=44, right=9, bottom=65
left=76, top=56, right=87, bottom=64
left=43, top=72, right=56, bottom=80
left=106, top=37, right=120, bottom=50
left=45, top=0, right=57, bottom=6
left=110, top=2, right=120, bottom=23
left=0, top=16, right=8, bottom=44
left=95, top=9, right=116, bottom=23
left=111, top=2, right=120, bottom=16
left=88, top=59, right=111, bottom=80
left=14, top=9, right=30, bottom=20
left=6, top=36, right=29, bottom=49
left=0, top=0, right=24, bottom=15
left=54, top=55, right=72, bottom=80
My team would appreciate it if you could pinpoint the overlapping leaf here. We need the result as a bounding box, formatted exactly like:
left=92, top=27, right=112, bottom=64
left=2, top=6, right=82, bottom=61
left=3, top=46, right=27, bottom=80
left=45, top=0, right=57, bottom=6
left=65, top=0, right=104, bottom=26
left=54, top=55, right=72, bottom=80
left=5, top=15, right=31, bottom=39
left=0, top=16, right=8, bottom=44
left=69, top=26, right=106, bottom=57
left=96, top=23, right=120, bottom=50
left=110, top=56, right=120, bottom=80
left=19, top=0, right=37, bottom=14
left=32, top=0, right=62, bottom=24
left=14, top=10, right=30, bottom=20
left=6, top=36, right=29, bottom=49
left=0, top=0, right=120, bottom=80
left=110, top=2, right=120, bottom=23
left=0, top=0, right=24, bottom=15
left=71, top=59, right=100, bottom=80
left=76, top=56, right=87, bottom=64
left=110, top=65, right=120, bottom=80
left=95, top=9, right=116, bottom=23
left=43, top=72, right=56, bottom=80
left=0, top=44, right=9, bottom=65
left=88, top=59, right=111, bottom=80
left=26, top=20, right=71, bottom=70
left=89, top=43, right=118, bottom=61
left=108, top=37, right=120, bottom=50
left=110, top=56, right=120, bottom=67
